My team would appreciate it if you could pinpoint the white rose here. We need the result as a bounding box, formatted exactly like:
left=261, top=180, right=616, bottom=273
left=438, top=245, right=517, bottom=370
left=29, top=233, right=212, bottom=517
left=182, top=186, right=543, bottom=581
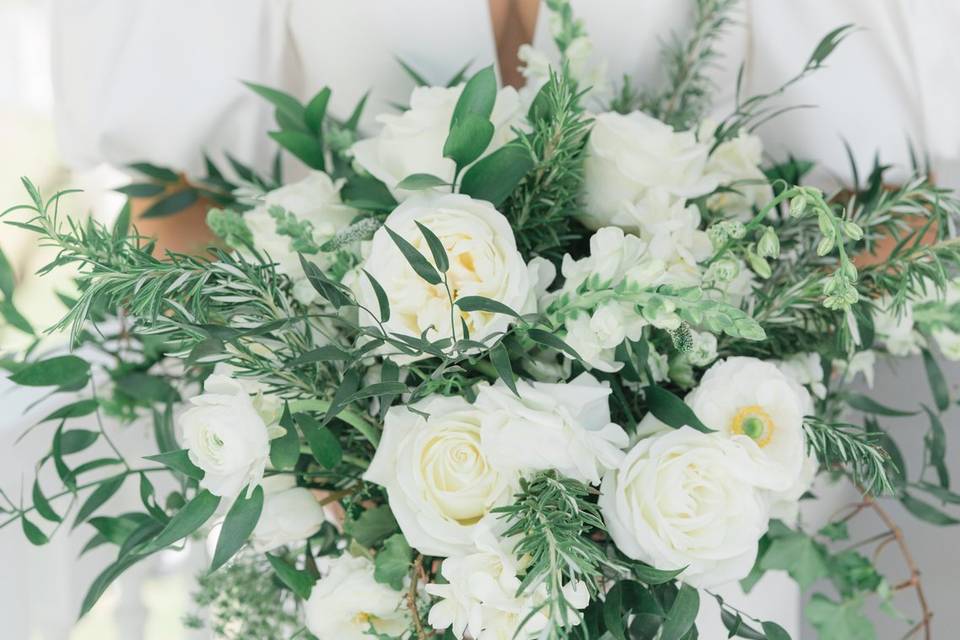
left=180, top=370, right=277, bottom=498
left=353, top=193, right=535, bottom=352
left=249, top=475, right=326, bottom=553
left=351, top=84, right=525, bottom=199
left=242, top=172, right=358, bottom=304
left=581, top=111, right=717, bottom=231
left=599, top=426, right=771, bottom=587
left=364, top=395, right=519, bottom=556
left=476, top=372, right=628, bottom=485
left=683, top=357, right=816, bottom=504
left=304, top=554, right=407, bottom=640
left=705, top=130, right=774, bottom=221
left=427, top=535, right=588, bottom=640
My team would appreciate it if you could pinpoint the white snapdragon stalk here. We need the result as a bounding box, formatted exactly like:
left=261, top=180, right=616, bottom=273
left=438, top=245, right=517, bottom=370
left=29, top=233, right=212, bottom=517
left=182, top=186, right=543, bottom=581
left=179, top=366, right=284, bottom=498
left=353, top=193, right=536, bottom=354
left=351, top=84, right=525, bottom=199
left=874, top=298, right=924, bottom=356
left=704, top=128, right=774, bottom=221
left=249, top=475, right=326, bottom=553
left=687, top=329, right=719, bottom=367
left=364, top=395, right=519, bottom=556
left=838, top=349, right=877, bottom=387
left=600, top=426, right=771, bottom=587
left=776, top=352, right=828, bottom=399
left=477, top=373, right=628, bottom=485
left=241, top=172, right=358, bottom=304
left=304, top=554, right=407, bottom=639
left=427, top=536, right=589, bottom=640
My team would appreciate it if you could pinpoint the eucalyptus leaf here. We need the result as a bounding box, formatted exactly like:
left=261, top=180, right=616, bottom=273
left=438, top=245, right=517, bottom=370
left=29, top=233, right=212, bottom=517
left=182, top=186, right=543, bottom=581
left=211, top=485, right=264, bottom=572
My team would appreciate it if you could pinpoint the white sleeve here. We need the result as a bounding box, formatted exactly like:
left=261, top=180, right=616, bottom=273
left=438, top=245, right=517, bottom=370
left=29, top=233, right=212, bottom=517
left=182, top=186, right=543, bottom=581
left=51, top=0, right=295, bottom=176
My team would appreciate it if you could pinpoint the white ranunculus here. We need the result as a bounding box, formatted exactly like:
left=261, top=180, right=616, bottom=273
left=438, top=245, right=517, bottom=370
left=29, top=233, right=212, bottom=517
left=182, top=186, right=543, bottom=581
left=427, top=536, right=588, bottom=640
left=476, top=372, right=628, bottom=485
left=249, top=475, right=326, bottom=553
left=205, top=363, right=283, bottom=427
left=705, top=130, right=774, bottom=221
left=599, top=426, right=770, bottom=587
left=364, top=395, right=519, bottom=556
left=180, top=369, right=279, bottom=498
left=351, top=84, right=525, bottom=199
left=304, top=554, right=407, bottom=640
left=683, top=357, right=816, bottom=505
left=353, top=193, right=535, bottom=351
left=242, top=172, right=358, bottom=304
left=580, top=111, right=717, bottom=231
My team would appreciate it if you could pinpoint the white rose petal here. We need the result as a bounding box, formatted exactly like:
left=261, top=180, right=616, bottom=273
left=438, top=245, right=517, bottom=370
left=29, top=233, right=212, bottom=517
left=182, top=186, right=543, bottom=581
left=477, top=372, right=628, bottom=485
left=599, top=427, right=770, bottom=587
left=364, top=395, right=519, bottom=556
left=249, top=475, right=327, bottom=553
left=352, top=84, right=525, bottom=199
left=304, top=554, right=407, bottom=640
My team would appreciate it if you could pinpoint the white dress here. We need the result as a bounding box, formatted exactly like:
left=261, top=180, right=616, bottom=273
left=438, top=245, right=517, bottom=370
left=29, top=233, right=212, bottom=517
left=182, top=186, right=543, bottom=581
left=40, top=1, right=960, bottom=637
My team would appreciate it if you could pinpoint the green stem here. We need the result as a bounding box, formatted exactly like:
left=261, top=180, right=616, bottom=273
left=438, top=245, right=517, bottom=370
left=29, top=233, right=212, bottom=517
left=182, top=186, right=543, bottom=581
left=288, top=399, right=381, bottom=446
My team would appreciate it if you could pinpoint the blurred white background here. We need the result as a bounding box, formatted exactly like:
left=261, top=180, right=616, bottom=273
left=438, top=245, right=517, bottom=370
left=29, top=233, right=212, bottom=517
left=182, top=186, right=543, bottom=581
left=1, top=1, right=957, bottom=639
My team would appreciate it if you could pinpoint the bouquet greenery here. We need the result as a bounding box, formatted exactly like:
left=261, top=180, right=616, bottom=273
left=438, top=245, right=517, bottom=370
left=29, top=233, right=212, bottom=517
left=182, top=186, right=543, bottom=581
left=2, top=2, right=958, bottom=639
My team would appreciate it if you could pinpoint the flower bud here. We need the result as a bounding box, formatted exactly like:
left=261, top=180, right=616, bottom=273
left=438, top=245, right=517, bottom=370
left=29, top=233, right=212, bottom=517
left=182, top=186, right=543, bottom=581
left=747, top=252, right=772, bottom=279
left=789, top=194, right=807, bottom=217
left=757, top=227, right=780, bottom=259
left=816, top=236, right=835, bottom=256
left=841, top=221, right=864, bottom=241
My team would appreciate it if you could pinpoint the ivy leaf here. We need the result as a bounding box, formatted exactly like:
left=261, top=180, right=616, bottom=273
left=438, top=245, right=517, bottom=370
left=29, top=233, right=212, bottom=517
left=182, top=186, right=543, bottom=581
left=384, top=226, right=442, bottom=285
left=9, top=355, right=90, bottom=388
left=210, top=485, right=264, bottom=572
left=659, top=583, right=699, bottom=640
left=760, top=529, right=829, bottom=590
left=805, top=593, right=876, bottom=640
left=644, top=385, right=713, bottom=433
left=141, top=490, right=221, bottom=554
left=415, top=222, right=450, bottom=273
left=374, top=533, right=412, bottom=590
left=921, top=349, right=950, bottom=411
left=270, top=403, right=301, bottom=471
left=267, top=553, right=317, bottom=600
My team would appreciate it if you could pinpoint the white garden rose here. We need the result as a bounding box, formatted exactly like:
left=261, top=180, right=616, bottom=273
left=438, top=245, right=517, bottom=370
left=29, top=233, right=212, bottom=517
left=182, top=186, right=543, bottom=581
left=353, top=193, right=535, bottom=351
left=351, top=84, right=525, bottom=199
left=242, top=172, right=358, bottom=304
left=179, top=369, right=282, bottom=498
left=476, top=372, right=628, bottom=485
left=304, top=554, right=407, bottom=640
left=705, top=130, right=774, bottom=221
left=249, top=475, right=327, bottom=553
left=427, top=535, right=588, bottom=640
left=599, top=426, right=771, bottom=587
left=364, top=395, right=519, bottom=556
left=581, top=111, right=717, bottom=231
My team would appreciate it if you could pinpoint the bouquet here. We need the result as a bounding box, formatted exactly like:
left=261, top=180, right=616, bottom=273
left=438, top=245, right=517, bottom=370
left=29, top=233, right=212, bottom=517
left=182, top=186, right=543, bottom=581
left=2, top=2, right=958, bottom=638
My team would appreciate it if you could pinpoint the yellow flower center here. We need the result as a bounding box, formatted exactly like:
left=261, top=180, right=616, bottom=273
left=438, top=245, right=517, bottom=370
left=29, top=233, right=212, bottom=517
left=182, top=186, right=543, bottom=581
left=352, top=612, right=373, bottom=626
left=731, top=405, right=775, bottom=447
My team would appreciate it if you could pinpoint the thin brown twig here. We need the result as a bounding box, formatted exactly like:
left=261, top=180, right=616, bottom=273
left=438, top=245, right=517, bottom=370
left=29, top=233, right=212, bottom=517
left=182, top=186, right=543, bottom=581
left=407, top=554, right=430, bottom=640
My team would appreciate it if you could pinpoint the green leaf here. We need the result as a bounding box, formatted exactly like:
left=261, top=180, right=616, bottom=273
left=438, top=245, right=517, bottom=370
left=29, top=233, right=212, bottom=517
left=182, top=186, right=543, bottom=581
left=270, top=403, right=301, bottom=470
left=296, top=413, right=343, bottom=469
left=443, top=113, right=495, bottom=168
left=805, top=594, right=875, bottom=640
left=73, top=475, right=126, bottom=529
left=396, top=57, right=430, bottom=86
left=760, top=529, right=829, bottom=590
left=761, top=620, right=792, bottom=640
left=900, top=493, right=959, bottom=525
left=645, top=385, right=713, bottom=433
left=141, top=490, right=221, bottom=553
left=323, top=368, right=361, bottom=425
left=79, top=554, right=142, bottom=618
left=921, top=349, right=950, bottom=411
left=921, top=405, right=949, bottom=488
left=0, top=245, right=15, bottom=299
left=268, top=131, right=326, bottom=171
left=346, top=505, right=399, bottom=547
left=818, top=521, right=850, bottom=541
left=528, top=328, right=583, bottom=361
left=32, top=479, right=61, bottom=523
left=0, top=299, right=34, bottom=335
left=415, top=222, right=450, bottom=272
left=603, top=582, right=627, bottom=640
left=9, top=355, right=90, bottom=388
left=455, top=295, right=520, bottom=318
left=88, top=513, right=153, bottom=546
left=22, top=515, right=49, bottom=546
left=459, top=142, right=534, bottom=207
left=115, top=183, right=166, bottom=198
left=304, top=87, right=331, bottom=134
left=288, top=345, right=353, bottom=366
left=489, top=342, right=518, bottom=396
left=659, top=583, right=699, bottom=640
left=396, top=173, right=449, bottom=190
left=114, top=372, right=178, bottom=404
left=59, top=429, right=100, bottom=454
left=140, top=188, right=199, bottom=219
left=807, top=24, right=856, bottom=69
left=344, top=91, right=369, bottom=132
left=632, top=564, right=686, bottom=585
left=112, top=202, right=131, bottom=246
left=40, top=399, right=99, bottom=422
left=144, top=449, right=205, bottom=480
left=128, top=162, right=179, bottom=182
left=362, top=270, right=391, bottom=323
left=244, top=82, right=307, bottom=130
left=298, top=255, right=353, bottom=307
left=348, top=382, right=409, bottom=402
left=211, top=485, right=264, bottom=572
left=450, top=66, right=496, bottom=126
left=374, top=533, right=412, bottom=590
left=384, top=226, right=442, bottom=285
left=267, top=553, right=316, bottom=600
